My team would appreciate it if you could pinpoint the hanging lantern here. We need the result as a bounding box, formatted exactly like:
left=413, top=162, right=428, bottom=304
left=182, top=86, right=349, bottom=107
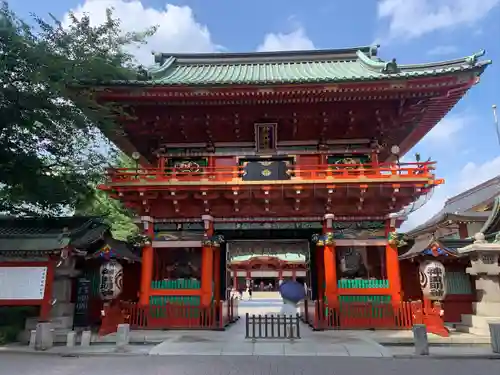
left=99, top=260, right=123, bottom=301
left=419, top=260, right=446, bottom=301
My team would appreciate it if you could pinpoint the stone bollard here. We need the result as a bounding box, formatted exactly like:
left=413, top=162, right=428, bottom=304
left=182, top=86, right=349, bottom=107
left=116, top=324, right=130, bottom=351
left=28, top=330, right=36, bottom=349
left=34, top=323, right=54, bottom=351
left=489, top=323, right=500, bottom=354
left=80, top=330, right=92, bottom=347
left=66, top=331, right=76, bottom=347
left=412, top=324, right=429, bottom=356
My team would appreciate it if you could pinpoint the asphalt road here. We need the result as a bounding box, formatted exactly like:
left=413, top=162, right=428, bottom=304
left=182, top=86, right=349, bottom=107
left=1, top=354, right=498, bottom=375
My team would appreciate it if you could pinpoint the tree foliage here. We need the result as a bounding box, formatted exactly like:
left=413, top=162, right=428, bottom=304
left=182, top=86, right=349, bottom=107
left=0, top=2, right=156, bottom=215
left=74, top=153, right=139, bottom=241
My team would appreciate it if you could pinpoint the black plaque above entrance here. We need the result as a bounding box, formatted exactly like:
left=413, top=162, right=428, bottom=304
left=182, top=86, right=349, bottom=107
left=240, top=156, right=293, bottom=181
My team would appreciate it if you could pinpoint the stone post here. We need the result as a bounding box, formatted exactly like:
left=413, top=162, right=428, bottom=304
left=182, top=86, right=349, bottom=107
left=66, top=331, right=76, bottom=347
left=412, top=324, right=429, bottom=356
left=490, top=323, right=500, bottom=353
left=80, top=330, right=92, bottom=347
left=116, top=324, right=130, bottom=350
left=28, top=330, right=36, bottom=349
left=34, top=322, right=54, bottom=351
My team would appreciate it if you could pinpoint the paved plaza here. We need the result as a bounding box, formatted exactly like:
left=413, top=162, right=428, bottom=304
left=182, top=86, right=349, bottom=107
left=1, top=354, right=500, bottom=375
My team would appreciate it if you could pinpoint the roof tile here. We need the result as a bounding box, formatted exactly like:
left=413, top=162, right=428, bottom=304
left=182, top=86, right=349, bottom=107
left=137, top=46, right=491, bottom=86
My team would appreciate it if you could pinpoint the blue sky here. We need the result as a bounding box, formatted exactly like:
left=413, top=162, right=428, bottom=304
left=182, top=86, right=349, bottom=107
left=10, top=0, right=500, bottom=229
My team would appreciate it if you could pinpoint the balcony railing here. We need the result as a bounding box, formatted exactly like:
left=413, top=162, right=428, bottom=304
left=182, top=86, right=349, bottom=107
left=106, top=162, right=437, bottom=185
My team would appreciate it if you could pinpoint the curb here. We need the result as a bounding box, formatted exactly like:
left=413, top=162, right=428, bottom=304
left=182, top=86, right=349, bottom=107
left=0, top=348, right=150, bottom=358
left=393, top=354, right=500, bottom=360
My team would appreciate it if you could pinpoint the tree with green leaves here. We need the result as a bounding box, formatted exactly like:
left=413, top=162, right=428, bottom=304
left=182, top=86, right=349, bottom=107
left=0, top=2, right=156, bottom=217
left=74, top=153, right=140, bottom=242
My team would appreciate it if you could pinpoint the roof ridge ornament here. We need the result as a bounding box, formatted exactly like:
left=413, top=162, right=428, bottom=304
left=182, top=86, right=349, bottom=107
left=382, top=58, right=400, bottom=74
left=136, top=65, right=150, bottom=81
left=464, top=49, right=486, bottom=67
left=369, top=44, right=380, bottom=58
left=356, top=50, right=400, bottom=74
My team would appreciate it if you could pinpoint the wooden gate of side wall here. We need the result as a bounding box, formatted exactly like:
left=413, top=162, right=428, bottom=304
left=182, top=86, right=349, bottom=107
left=300, top=299, right=446, bottom=334
left=100, top=298, right=240, bottom=333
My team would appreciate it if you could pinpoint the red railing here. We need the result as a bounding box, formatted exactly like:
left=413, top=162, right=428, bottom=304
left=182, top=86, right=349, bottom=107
left=121, top=298, right=239, bottom=330
left=106, top=162, right=437, bottom=184
left=300, top=299, right=416, bottom=330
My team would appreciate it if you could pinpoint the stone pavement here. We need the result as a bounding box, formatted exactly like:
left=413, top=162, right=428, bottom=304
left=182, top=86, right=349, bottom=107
left=2, top=353, right=500, bottom=375
left=148, top=316, right=392, bottom=357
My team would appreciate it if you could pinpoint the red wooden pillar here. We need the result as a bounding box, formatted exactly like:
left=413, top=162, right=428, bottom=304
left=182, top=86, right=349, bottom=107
left=316, top=245, right=324, bottom=299
left=213, top=246, right=221, bottom=302
left=201, top=215, right=214, bottom=306
left=385, top=219, right=402, bottom=302
left=39, top=260, right=55, bottom=322
left=232, top=271, right=238, bottom=289
left=139, top=217, right=154, bottom=306
left=458, top=223, right=468, bottom=239
left=323, top=214, right=337, bottom=304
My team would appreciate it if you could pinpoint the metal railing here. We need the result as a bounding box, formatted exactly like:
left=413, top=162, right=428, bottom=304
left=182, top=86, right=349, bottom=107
left=245, top=313, right=301, bottom=341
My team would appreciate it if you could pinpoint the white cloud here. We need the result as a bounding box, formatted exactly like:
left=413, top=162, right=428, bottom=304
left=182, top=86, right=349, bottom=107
left=421, top=114, right=470, bottom=144
left=377, top=0, right=500, bottom=40
left=257, top=27, right=315, bottom=52
left=63, top=0, right=219, bottom=65
left=457, top=156, right=500, bottom=192
left=427, top=45, right=458, bottom=56
left=401, top=156, right=500, bottom=231
left=400, top=185, right=448, bottom=231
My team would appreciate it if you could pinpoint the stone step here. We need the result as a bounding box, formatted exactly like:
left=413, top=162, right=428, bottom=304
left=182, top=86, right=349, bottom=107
left=461, top=314, right=500, bottom=329
left=456, top=324, right=492, bottom=336
left=49, top=302, right=75, bottom=317
left=25, top=316, right=74, bottom=330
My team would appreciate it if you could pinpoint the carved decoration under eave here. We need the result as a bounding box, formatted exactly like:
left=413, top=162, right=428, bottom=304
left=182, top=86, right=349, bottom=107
left=387, top=231, right=408, bottom=247
left=312, top=232, right=335, bottom=246
left=201, top=234, right=225, bottom=248
left=129, top=233, right=152, bottom=247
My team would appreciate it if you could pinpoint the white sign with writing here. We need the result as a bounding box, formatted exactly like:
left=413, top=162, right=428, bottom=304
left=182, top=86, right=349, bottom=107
left=0, top=267, right=47, bottom=300
left=419, top=260, right=447, bottom=301
left=99, top=260, right=123, bottom=301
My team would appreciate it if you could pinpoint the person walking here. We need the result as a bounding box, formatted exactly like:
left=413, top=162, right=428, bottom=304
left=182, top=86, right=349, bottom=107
left=238, top=285, right=245, bottom=300
left=247, top=284, right=253, bottom=300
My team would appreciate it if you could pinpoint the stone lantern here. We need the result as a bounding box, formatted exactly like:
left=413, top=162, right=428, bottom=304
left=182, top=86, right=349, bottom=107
left=457, top=232, right=500, bottom=335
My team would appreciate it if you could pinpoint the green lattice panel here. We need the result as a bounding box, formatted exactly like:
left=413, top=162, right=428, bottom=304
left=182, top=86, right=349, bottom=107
left=151, top=279, right=201, bottom=289
left=338, top=295, right=391, bottom=303
left=445, top=272, right=473, bottom=295
left=337, top=279, right=389, bottom=289
left=149, top=295, right=201, bottom=318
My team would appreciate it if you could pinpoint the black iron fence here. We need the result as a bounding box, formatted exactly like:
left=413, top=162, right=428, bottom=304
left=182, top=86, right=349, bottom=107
left=245, top=313, right=301, bottom=341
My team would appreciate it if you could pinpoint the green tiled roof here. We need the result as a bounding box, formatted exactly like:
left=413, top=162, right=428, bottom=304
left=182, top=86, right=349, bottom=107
left=115, top=45, right=490, bottom=86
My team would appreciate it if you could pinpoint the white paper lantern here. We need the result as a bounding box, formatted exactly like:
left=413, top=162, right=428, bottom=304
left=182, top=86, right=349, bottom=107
left=419, top=260, right=446, bottom=301
left=99, top=260, right=123, bottom=301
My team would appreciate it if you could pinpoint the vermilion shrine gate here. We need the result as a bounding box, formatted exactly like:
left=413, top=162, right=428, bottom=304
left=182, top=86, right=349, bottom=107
left=80, top=45, right=490, bottom=331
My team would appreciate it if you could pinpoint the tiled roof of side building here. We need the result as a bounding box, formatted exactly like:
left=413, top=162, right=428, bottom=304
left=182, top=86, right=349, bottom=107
left=0, top=216, right=110, bottom=253
left=92, top=45, right=491, bottom=86
left=406, top=175, right=500, bottom=237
